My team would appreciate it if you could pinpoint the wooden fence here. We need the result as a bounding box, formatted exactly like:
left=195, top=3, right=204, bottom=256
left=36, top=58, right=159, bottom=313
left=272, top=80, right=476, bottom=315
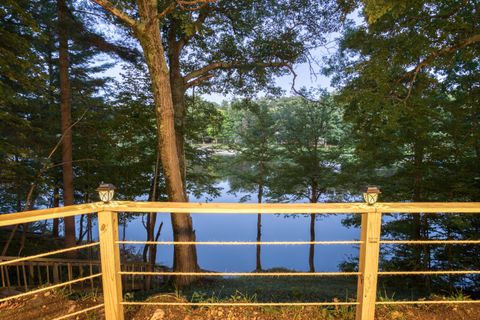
left=0, top=201, right=479, bottom=320
left=0, top=255, right=163, bottom=292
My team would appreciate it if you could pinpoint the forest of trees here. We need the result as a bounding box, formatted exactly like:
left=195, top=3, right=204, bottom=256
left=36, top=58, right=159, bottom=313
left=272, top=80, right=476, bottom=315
left=1, top=0, right=479, bottom=294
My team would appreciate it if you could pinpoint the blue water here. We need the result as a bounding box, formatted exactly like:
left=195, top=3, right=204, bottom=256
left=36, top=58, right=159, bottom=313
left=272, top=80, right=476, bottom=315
left=122, top=181, right=360, bottom=272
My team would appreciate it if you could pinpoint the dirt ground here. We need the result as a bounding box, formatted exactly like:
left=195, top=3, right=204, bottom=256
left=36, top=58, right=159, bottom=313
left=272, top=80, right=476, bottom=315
left=127, top=294, right=480, bottom=320
left=0, top=289, right=103, bottom=320
left=1, top=291, right=479, bottom=320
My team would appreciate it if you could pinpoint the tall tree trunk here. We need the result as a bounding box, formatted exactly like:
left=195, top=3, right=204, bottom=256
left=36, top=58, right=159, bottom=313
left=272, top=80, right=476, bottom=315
left=48, top=32, right=60, bottom=240
left=169, top=44, right=187, bottom=186
left=309, top=186, right=318, bottom=273
left=58, top=0, right=76, bottom=252
left=472, top=106, right=480, bottom=177
left=52, top=185, right=60, bottom=238
left=412, top=140, right=430, bottom=289
left=144, top=153, right=160, bottom=290
left=256, top=182, right=264, bottom=271
left=136, top=2, right=198, bottom=286
left=309, top=213, right=316, bottom=273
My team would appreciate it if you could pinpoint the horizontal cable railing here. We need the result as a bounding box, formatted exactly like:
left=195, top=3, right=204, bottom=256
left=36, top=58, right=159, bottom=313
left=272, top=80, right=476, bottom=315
left=51, top=304, right=105, bottom=320
left=0, top=242, right=99, bottom=266
left=117, top=240, right=362, bottom=245
left=0, top=209, right=104, bottom=319
left=114, top=203, right=365, bottom=312
left=111, top=201, right=480, bottom=320
left=381, top=239, right=480, bottom=244
left=378, top=270, right=480, bottom=275
left=119, top=271, right=361, bottom=277
left=0, top=273, right=102, bottom=303
left=1, top=200, right=479, bottom=320
left=121, top=301, right=360, bottom=306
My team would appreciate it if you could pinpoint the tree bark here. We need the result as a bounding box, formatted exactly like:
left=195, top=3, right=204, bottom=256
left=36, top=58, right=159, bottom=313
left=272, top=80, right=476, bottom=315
left=136, top=1, right=198, bottom=286
left=168, top=35, right=188, bottom=185
left=58, top=0, right=76, bottom=252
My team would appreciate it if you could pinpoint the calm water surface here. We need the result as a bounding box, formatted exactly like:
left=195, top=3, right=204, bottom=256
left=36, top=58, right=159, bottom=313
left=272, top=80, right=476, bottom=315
left=123, top=181, right=360, bottom=272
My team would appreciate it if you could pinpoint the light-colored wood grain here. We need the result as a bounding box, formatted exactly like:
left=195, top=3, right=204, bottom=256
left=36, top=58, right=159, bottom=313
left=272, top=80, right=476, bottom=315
left=1, top=202, right=479, bottom=228
left=108, top=201, right=480, bottom=214
left=107, top=201, right=375, bottom=213
left=356, top=209, right=382, bottom=320
left=0, top=200, right=478, bottom=320
left=0, top=202, right=103, bottom=227
left=98, top=210, right=124, bottom=320
left=376, top=202, right=480, bottom=213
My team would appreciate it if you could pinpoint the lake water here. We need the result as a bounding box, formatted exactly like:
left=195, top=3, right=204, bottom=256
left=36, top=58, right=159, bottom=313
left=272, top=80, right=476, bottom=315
left=123, top=180, right=360, bottom=272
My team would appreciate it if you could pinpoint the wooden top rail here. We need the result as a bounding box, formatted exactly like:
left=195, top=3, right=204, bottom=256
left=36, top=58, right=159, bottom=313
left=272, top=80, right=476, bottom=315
left=376, top=202, right=480, bottom=213
left=1, top=201, right=479, bottom=228
left=108, top=201, right=480, bottom=214
left=0, top=202, right=103, bottom=227
left=109, top=201, right=377, bottom=213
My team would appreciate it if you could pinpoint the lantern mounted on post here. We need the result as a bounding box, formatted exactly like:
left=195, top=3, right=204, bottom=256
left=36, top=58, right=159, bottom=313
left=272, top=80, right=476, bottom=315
left=96, top=183, right=115, bottom=203
left=363, top=186, right=381, bottom=205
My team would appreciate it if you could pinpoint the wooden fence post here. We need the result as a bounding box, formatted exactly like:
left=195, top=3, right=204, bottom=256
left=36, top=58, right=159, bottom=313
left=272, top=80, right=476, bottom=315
left=355, top=208, right=382, bottom=320
left=98, top=210, right=124, bottom=320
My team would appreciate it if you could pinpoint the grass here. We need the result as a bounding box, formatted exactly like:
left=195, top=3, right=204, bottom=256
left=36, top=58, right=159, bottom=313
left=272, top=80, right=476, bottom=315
left=125, top=268, right=358, bottom=304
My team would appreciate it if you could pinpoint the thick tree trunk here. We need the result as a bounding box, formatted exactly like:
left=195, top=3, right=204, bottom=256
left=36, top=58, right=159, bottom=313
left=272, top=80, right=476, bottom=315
left=136, top=3, right=198, bottom=286
left=169, top=49, right=188, bottom=185
left=58, top=0, right=76, bottom=252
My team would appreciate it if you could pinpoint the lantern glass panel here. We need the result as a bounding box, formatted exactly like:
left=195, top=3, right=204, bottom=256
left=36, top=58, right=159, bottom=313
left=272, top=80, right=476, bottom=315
left=363, top=192, right=378, bottom=205
left=99, top=190, right=109, bottom=202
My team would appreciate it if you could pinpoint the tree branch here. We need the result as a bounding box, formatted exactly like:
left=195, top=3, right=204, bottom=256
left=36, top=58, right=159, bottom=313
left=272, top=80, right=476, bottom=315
left=184, top=60, right=289, bottom=82
left=400, top=33, right=480, bottom=101
left=158, top=2, right=178, bottom=20
left=185, top=73, right=214, bottom=88
left=178, top=5, right=211, bottom=49
left=90, top=0, right=137, bottom=29
left=67, top=7, right=140, bottom=63
left=176, top=0, right=215, bottom=12
left=409, top=34, right=480, bottom=76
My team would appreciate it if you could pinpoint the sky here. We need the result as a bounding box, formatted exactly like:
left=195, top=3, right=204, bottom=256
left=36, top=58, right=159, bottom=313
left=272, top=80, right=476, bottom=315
left=104, top=43, right=336, bottom=104
left=201, top=46, right=337, bottom=104
left=102, top=11, right=363, bottom=105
